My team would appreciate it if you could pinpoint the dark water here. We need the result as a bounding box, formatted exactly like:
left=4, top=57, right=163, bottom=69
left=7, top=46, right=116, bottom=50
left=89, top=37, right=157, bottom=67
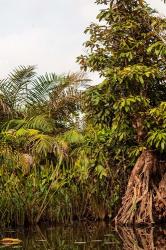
left=0, top=223, right=166, bottom=249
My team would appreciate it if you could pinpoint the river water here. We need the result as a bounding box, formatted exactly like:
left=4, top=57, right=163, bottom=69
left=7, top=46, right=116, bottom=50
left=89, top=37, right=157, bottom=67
left=0, top=222, right=165, bottom=249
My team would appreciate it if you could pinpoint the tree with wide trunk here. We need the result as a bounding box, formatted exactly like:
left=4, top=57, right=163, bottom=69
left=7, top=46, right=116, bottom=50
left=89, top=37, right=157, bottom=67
left=78, top=0, right=166, bottom=225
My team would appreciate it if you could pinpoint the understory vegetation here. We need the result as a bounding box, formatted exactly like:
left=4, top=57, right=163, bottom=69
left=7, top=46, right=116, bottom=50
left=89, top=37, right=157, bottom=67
left=0, top=67, right=122, bottom=225
left=0, top=0, right=166, bottom=226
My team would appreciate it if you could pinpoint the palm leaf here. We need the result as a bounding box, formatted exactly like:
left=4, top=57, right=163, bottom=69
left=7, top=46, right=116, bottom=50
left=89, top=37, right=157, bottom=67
left=0, top=65, right=36, bottom=110
left=58, top=129, right=85, bottom=144
left=30, top=134, right=57, bottom=156
left=4, top=119, right=26, bottom=131
left=25, top=115, right=55, bottom=133
left=27, top=73, right=63, bottom=106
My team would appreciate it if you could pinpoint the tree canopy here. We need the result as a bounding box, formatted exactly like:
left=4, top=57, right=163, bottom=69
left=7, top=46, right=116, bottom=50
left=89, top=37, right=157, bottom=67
left=78, top=0, right=166, bottom=224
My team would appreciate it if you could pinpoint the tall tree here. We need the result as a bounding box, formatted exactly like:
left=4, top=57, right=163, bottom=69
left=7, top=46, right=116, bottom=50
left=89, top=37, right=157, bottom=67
left=78, top=0, right=166, bottom=224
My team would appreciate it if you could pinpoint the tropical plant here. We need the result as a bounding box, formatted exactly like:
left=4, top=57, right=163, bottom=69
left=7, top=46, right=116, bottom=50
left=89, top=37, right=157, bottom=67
left=0, top=65, right=115, bottom=226
left=0, top=66, right=87, bottom=225
left=78, top=0, right=166, bottom=225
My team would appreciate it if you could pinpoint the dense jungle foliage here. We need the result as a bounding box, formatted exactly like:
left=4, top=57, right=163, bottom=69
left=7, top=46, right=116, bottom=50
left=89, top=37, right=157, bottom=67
left=0, top=67, right=117, bottom=225
left=0, top=0, right=166, bottom=226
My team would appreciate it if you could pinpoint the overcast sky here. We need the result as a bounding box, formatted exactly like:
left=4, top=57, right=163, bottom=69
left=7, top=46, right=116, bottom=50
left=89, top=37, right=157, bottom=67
left=0, top=0, right=165, bottom=80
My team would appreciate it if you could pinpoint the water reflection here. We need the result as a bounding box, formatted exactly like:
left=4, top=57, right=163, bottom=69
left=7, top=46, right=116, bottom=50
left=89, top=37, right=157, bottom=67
left=0, top=223, right=165, bottom=249
left=117, top=226, right=166, bottom=250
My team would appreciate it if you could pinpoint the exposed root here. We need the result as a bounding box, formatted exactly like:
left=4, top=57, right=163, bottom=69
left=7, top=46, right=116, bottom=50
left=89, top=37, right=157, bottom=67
left=154, top=171, right=166, bottom=221
left=115, top=150, right=166, bottom=225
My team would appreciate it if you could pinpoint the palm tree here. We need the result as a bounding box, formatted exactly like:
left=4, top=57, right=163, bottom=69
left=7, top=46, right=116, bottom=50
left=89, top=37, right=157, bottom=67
left=26, top=71, right=85, bottom=132
left=0, top=67, right=89, bottom=226
left=0, top=66, right=87, bottom=160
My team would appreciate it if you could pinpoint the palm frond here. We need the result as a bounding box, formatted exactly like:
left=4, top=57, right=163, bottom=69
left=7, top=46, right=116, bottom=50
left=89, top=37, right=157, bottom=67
left=25, top=115, right=55, bottom=133
left=4, top=119, right=26, bottom=131
left=3, top=115, right=55, bottom=134
left=49, top=73, right=84, bottom=123
left=15, top=128, right=39, bottom=138
left=58, top=129, right=85, bottom=144
left=8, top=65, right=36, bottom=85
left=27, top=73, right=63, bottom=106
left=30, top=134, right=57, bottom=156
left=0, top=65, right=36, bottom=110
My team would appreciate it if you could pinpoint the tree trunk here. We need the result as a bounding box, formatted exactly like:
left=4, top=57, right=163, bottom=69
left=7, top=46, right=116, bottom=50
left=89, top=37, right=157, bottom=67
left=115, top=150, right=166, bottom=225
